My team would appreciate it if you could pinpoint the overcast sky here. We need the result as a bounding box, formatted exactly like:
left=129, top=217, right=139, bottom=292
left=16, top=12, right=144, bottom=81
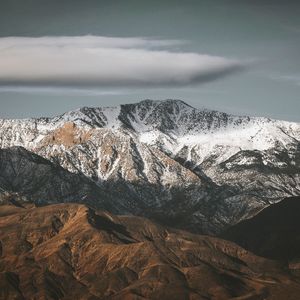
left=0, top=0, right=299, bottom=121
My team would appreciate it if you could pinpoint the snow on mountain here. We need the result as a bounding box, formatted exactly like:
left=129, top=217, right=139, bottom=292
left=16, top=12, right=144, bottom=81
left=0, top=99, right=299, bottom=233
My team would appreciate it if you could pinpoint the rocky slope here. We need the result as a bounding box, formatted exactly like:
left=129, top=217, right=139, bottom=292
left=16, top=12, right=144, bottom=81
left=0, top=99, right=299, bottom=233
left=0, top=146, right=125, bottom=209
left=1, top=202, right=300, bottom=300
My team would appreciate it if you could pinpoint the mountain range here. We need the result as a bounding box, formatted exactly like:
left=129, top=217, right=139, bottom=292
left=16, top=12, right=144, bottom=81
left=0, top=99, right=300, bottom=234
left=1, top=201, right=300, bottom=300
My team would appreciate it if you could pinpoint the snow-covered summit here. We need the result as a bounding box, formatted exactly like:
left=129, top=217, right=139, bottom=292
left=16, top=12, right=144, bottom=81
left=53, top=99, right=299, bottom=137
left=1, top=99, right=300, bottom=154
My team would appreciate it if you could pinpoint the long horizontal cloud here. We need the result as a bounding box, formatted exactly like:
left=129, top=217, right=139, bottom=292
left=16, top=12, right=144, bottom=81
left=0, top=36, right=244, bottom=88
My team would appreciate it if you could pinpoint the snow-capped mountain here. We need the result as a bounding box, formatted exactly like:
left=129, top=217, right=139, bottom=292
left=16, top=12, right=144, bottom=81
left=0, top=99, right=299, bottom=233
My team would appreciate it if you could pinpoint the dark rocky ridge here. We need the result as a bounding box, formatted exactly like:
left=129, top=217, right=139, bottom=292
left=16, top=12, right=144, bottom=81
left=0, top=147, right=118, bottom=211
left=221, top=196, right=300, bottom=263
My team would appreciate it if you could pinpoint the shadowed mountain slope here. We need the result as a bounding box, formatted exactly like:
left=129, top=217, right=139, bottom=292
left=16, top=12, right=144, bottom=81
left=221, top=196, right=300, bottom=264
left=0, top=146, right=123, bottom=212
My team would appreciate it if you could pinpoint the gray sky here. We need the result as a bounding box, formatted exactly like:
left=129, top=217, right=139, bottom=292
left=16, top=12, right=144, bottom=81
left=0, top=0, right=299, bottom=121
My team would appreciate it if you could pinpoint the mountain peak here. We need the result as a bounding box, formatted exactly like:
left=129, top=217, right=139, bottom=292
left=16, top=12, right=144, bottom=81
left=48, top=98, right=276, bottom=136
left=0, top=99, right=300, bottom=236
